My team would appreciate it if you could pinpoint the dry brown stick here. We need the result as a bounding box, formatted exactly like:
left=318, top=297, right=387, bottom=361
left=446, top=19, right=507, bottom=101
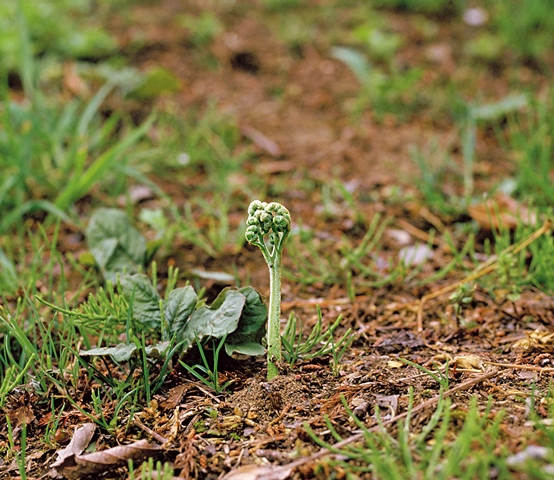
left=418, top=207, right=448, bottom=234
left=484, top=361, right=554, bottom=372
left=241, top=125, right=282, bottom=157
left=242, top=434, right=288, bottom=448
left=417, top=220, right=551, bottom=332
left=395, top=218, right=443, bottom=247
left=133, top=418, right=168, bottom=445
left=281, top=296, right=368, bottom=311
left=269, top=403, right=292, bottom=427
left=275, top=369, right=498, bottom=473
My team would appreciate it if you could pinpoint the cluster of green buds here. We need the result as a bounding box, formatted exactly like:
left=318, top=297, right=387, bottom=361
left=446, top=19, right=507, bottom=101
left=245, top=201, right=291, bottom=267
left=245, top=200, right=291, bottom=380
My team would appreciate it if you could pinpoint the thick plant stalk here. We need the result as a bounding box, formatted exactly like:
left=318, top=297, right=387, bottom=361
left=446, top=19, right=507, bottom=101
left=266, top=250, right=283, bottom=379
left=245, top=200, right=291, bottom=380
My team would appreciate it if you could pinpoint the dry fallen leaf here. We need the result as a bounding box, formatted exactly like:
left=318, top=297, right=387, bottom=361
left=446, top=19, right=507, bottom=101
left=221, top=463, right=293, bottom=480
left=5, top=449, right=46, bottom=475
left=6, top=404, right=35, bottom=431
left=160, top=384, right=189, bottom=409
left=387, top=360, right=405, bottom=369
left=51, top=423, right=96, bottom=477
left=51, top=438, right=162, bottom=479
left=513, top=329, right=554, bottom=352
left=468, top=192, right=538, bottom=230
left=452, top=354, right=484, bottom=371
left=432, top=353, right=484, bottom=371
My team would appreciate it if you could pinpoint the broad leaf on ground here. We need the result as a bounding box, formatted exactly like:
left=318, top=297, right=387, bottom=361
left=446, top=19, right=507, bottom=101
left=80, top=278, right=266, bottom=361
left=120, top=274, right=162, bottom=329
left=164, top=285, right=198, bottom=341
left=80, top=341, right=169, bottom=362
left=51, top=438, right=162, bottom=479
left=181, top=289, right=246, bottom=348
left=86, top=208, right=147, bottom=282
left=225, top=286, right=267, bottom=356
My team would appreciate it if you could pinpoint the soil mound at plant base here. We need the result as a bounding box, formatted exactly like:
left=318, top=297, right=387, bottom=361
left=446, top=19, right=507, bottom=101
left=225, top=371, right=339, bottom=428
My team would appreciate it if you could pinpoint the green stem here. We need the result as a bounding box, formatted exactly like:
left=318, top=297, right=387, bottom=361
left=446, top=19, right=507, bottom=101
left=266, top=250, right=282, bottom=380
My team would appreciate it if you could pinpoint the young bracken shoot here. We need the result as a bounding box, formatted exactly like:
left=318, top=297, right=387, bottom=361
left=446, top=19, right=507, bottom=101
left=245, top=200, right=291, bottom=380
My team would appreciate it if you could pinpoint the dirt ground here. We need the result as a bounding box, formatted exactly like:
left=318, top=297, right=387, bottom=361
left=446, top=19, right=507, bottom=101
left=4, top=1, right=554, bottom=478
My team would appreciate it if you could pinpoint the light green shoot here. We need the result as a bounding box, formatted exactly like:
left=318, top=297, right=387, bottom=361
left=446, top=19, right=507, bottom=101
left=245, top=200, right=291, bottom=380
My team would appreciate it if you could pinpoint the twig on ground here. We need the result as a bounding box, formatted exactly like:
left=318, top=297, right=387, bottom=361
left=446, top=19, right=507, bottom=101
left=269, top=403, right=291, bottom=427
left=185, top=379, right=222, bottom=403
left=281, top=296, right=369, bottom=311
left=242, top=434, right=288, bottom=448
left=133, top=418, right=168, bottom=445
left=484, top=361, right=554, bottom=373
left=241, top=125, right=282, bottom=157
left=395, top=218, right=443, bottom=246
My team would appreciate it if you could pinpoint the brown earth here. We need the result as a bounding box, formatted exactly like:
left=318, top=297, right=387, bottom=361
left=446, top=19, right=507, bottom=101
left=3, top=1, right=554, bottom=479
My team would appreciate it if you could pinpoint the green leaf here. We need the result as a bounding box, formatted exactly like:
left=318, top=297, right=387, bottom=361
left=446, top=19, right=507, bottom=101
left=145, top=239, right=163, bottom=265
left=86, top=208, right=147, bottom=281
left=225, top=286, right=267, bottom=356
left=225, top=341, right=265, bottom=356
left=60, top=28, right=117, bottom=59
left=0, top=199, right=70, bottom=234
left=190, top=268, right=235, bottom=283
left=120, top=274, right=161, bottom=329
left=181, top=289, right=246, bottom=346
left=330, top=46, right=371, bottom=84
left=80, top=341, right=169, bottom=362
left=237, top=287, right=267, bottom=335
left=55, top=116, right=155, bottom=211
left=91, top=238, right=118, bottom=270
left=471, top=94, right=528, bottom=122
left=165, top=286, right=198, bottom=340
left=0, top=248, right=18, bottom=295
left=126, top=67, right=182, bottom=100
